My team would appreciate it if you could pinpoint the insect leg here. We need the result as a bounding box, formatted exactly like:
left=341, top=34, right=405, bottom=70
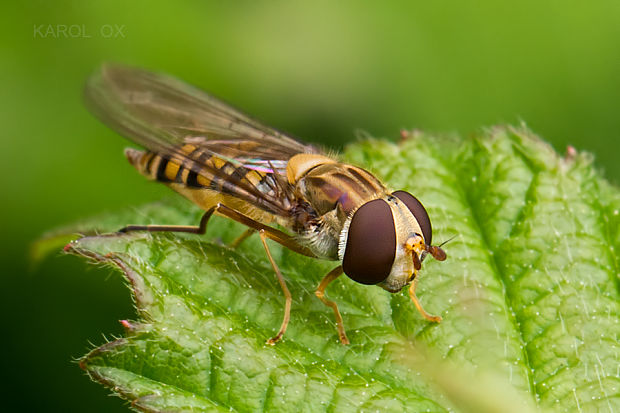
left=118, top=207, right=216, bottom=234
left=214, top=204, right=316, bottom=258
left=315, top=266, right=350, bottom=345
left=118, top=203, right=313, bottom=344
left=259, top=230, right=292, bottom=345
left=408, top=277, right=442, bottom=323
left=117, top=204, right=314, bottom=259
left=229, top=228, right=255, bottom=248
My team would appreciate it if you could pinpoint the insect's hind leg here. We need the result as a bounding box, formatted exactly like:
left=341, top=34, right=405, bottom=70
left=118, top=203, right=316, bottom=257
left=118, top=207, right=255, bottom=248
left=315, top=266, right=350, bottom=345
left=117, top=206, right=216, bottom=235
left=118, top=202, right=316, bottom=344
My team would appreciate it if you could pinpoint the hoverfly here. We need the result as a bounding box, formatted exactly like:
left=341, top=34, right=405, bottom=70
left=85, top=64, right=447, bottom=345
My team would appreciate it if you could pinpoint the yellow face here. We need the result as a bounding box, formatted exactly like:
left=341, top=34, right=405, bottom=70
left=405, top=234, right=426, bottom=277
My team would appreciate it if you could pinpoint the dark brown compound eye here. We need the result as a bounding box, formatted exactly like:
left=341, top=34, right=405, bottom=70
left=392, top=191, right=432, bottom=245
left=343, top=199, right=396, bottom=285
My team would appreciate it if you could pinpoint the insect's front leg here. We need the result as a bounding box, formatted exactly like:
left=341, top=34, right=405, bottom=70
left=315, top=266, right=350, bottom=345
left=409, top=276, right=442, bottom=323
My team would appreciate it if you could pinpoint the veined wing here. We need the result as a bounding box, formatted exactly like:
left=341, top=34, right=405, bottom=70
left=84, top=63, right=319, bottom=215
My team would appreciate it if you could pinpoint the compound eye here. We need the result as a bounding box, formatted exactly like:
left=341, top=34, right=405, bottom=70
left=392, top=190, right=432, bottom=246
left=343, top=199, right=396, bottom=285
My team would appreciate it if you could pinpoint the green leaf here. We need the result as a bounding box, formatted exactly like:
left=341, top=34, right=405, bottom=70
left=43, top=126, right=619, bottom=412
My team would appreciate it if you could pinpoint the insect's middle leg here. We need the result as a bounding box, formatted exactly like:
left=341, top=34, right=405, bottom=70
left=259, top=230, right=292, bottom=345
left=229, top=228, right=255, bottom=248
left=315, top=266, right=350, bottom=345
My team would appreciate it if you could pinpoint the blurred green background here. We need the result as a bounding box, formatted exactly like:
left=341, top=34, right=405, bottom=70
left=3, top=1, right=620, bottom=410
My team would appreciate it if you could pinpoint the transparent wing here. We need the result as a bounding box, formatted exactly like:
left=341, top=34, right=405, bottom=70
left=85, top=63, right=319, bottom=214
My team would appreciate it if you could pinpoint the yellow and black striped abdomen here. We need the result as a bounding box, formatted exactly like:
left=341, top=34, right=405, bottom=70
left=123, top=145, right=286, bottom=225
left=125, top=144, right=266, bottom=192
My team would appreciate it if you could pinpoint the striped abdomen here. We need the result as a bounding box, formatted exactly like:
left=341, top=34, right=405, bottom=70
left=124, top=144, right=286, bottom=217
